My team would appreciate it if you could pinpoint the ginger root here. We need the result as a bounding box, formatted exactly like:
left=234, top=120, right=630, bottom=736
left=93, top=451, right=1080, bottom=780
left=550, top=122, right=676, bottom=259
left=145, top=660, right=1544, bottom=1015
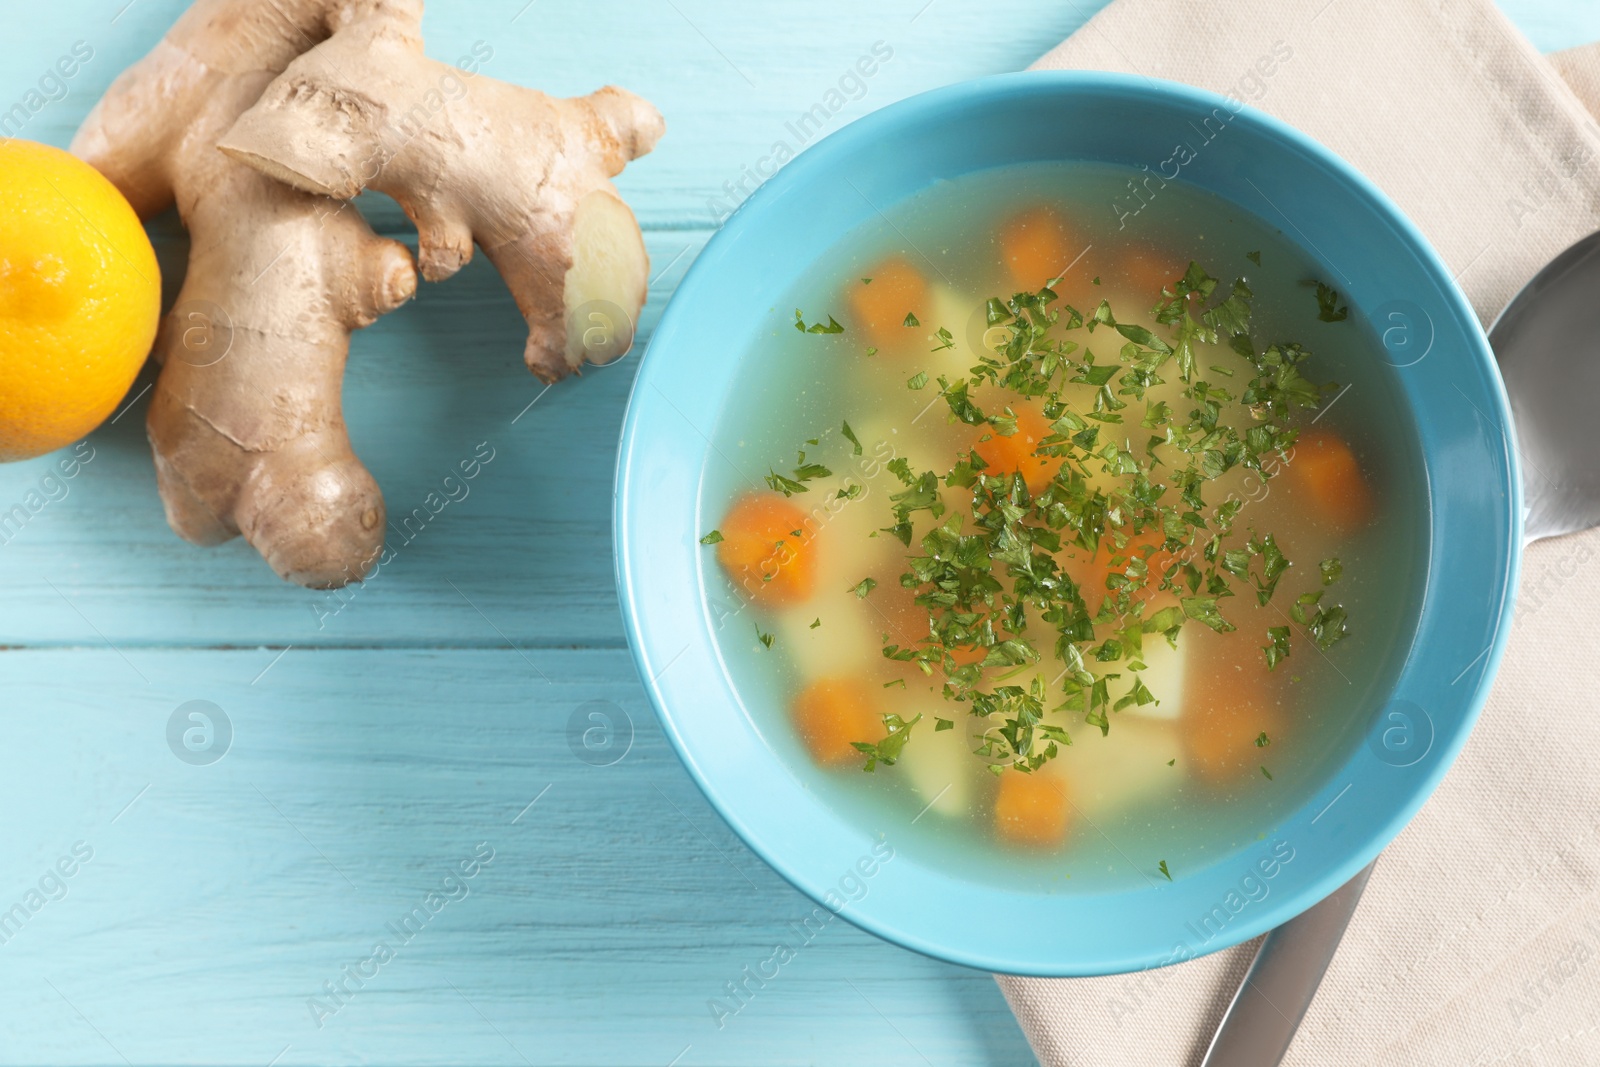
left=72, top=0, right=663, bottom=587
left=73, top=0, right=415, bottom=588
left=218, top=0, right=664, bottom=382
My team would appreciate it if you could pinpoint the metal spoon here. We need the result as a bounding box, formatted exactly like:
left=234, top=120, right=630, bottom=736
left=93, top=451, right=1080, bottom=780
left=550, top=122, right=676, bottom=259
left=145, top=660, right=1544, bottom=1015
left=1200, top=227, right=1600, bottom=1065
left=1200, top=862, right=1375, bottom=1065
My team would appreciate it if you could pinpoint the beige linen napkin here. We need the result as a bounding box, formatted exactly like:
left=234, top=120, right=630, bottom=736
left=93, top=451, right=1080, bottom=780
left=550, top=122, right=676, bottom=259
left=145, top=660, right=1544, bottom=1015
left=997, top=2, right=1600, bottom=1064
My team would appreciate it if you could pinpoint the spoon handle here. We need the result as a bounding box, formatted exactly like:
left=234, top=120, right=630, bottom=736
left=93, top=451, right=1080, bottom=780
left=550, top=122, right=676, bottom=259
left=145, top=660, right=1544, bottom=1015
left=1199, top=860, right=1376, bottom=1067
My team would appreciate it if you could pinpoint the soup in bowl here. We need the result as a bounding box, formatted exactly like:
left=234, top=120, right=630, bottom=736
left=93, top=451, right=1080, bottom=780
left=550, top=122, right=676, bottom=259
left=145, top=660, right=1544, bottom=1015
left=616, top=73, right=1519, bottom=975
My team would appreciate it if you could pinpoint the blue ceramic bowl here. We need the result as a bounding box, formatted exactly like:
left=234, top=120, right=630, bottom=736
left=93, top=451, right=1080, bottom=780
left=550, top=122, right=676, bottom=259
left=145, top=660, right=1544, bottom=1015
left=615, top=72, right=1520, bottom=976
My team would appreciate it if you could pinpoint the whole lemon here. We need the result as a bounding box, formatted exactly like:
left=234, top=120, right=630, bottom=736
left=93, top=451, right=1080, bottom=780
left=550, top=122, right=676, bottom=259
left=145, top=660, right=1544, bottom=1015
left=0, top=140, right=160, bottom=462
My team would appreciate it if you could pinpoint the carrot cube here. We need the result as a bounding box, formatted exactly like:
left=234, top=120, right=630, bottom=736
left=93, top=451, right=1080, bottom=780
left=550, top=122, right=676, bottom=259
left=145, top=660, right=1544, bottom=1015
left=1179, top=640, right=1286, bottom=785
left=847, top=256, right=928, bottom=349
left=1117, top=245, right=1184, bottom=302
left=971, top=405, right=1059, bottom=494
left=715, top=492, right=816, bottom=604
left=994, top=769, right=1073, bottom=847
left=999, top=206, right=1078, bottom=291
left=791, top=677, right=883, bottom=767
left=1290, top=429, right=1373, bottom=532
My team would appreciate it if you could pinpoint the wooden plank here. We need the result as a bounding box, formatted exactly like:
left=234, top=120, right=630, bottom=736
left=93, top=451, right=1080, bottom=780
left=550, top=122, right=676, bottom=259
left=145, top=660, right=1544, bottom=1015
left=0, top=648, right=1032, bottom=1065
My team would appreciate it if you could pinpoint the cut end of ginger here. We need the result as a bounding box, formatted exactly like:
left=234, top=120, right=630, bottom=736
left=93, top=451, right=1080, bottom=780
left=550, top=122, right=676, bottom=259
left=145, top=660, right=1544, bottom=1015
left=562, top=188, right=650, bottom=371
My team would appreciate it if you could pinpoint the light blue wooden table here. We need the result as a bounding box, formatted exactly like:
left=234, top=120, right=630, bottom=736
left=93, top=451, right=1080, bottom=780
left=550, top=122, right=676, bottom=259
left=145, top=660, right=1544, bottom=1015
left=0, top=1, right=1589, bottom=1063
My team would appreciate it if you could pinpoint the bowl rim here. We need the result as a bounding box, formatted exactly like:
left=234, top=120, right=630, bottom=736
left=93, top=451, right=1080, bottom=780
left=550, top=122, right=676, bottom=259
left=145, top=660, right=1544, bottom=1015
left=615, top=69, right=1522, bottom=976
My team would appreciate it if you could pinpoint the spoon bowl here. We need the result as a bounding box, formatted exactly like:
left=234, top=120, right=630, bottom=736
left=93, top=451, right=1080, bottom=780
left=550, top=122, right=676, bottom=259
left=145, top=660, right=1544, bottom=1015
left=1490, top=229, right=1600, bottom=542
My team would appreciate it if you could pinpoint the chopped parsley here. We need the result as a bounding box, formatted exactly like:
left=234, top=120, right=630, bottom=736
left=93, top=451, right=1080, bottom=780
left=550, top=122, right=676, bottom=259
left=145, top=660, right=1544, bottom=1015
left=853, top=713, right=920, bottom=771
left=1311, top=280, right=1348, bottom=322
left=760, top=262, right=1360, bottom=777
left=698, top=530, right=723, bottom=545
left=1263, top=625, right=1291, bottom=670
left=810, top=618, right=822, bottom=629
left=1291, top=589, right=1349, bottom=651
left=1159, top=860, right=1172, bottom=881
left=841, top=261, right=1354, bottom=773
left=764, top=449, right=833, bottom=496
left=795, top=309, right=844, bottom=334
left=765, top=471, right=806, bottom=495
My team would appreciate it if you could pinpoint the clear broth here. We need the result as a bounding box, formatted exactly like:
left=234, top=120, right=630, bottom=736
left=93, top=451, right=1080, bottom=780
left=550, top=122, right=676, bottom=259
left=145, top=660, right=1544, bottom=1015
left=700, top=162, right=1427, bottom=892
